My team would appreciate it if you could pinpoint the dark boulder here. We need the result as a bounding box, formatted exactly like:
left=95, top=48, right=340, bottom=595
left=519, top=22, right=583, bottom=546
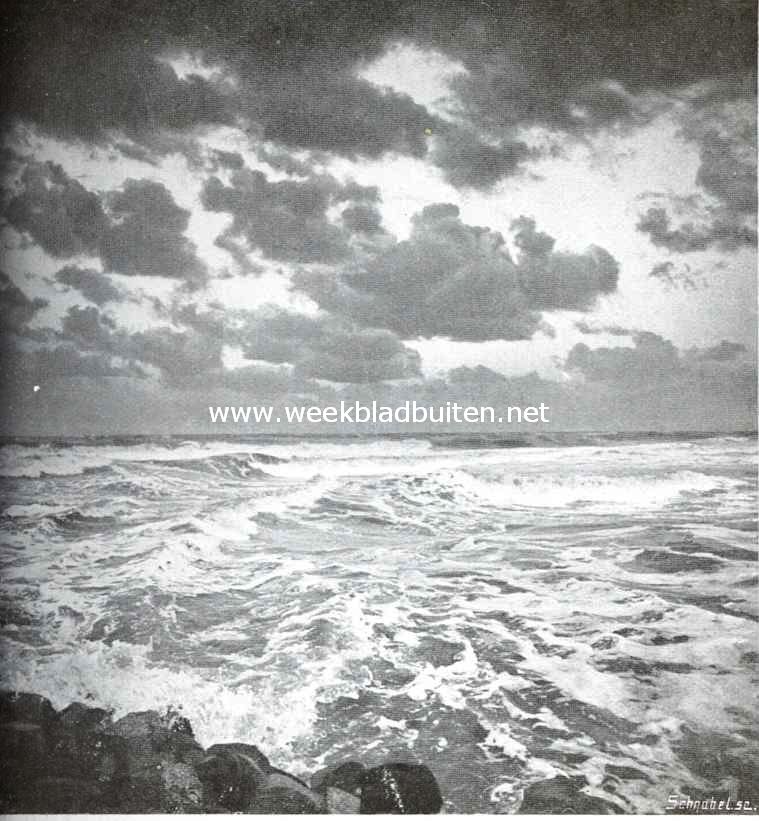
left=103, top=709, right=205, bottom=812
left=312, top=760, right=366, bottom=795
left=360, top=763, right=442, bottom=814
left=18, top=776, right=107, bottom=813
left=326, top=786, right=362, bottom=813
left=0, top=691, right=57, bottom=726
left=47, top=721, right=129, bottom=783
left=252, top=770, right=325, bottom=814
left=197, top=743, right=271, bottom=811
left=0, top=720, right=49, bottom=807
left=106, top=709, right=205, bottom=770
left=59, top=701, right=111, bottom=730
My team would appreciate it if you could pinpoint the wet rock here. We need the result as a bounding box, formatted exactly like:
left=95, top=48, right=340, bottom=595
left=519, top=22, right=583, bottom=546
left=327, top=786, right=362, bottom=813
left=48, top=720, right=128, bottom=782
left=0, top=691, right=57, bottom=726
left=0, top=720, right=48, bottom=804
left=106, top=708, right=205, bottom=771
left=253, top=785, right=324, bottom=814
left=517, top=775, right=621, bottom=814
left=18, top=776, right=107, bottom=813
left=59, top=701, right=111, bottom=730
left=197, top=743, right=271, bottom=810
left=253, top=772, right=325, bottom=814
left=360, top=763, right=442, bottom=814
left=161, top=761, right=205, bottom=813
left=103, top=709, right=205, bottom=811
left=312, top=760, right=365, bottom=794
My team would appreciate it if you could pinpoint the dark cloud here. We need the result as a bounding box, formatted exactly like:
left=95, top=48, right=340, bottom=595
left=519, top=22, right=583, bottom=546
left=6, top=344, right=139, bottom=381
left=639, top=101, right=756, bottom=256
left=100, top=179, right=206, bottom=282
left=60, top=305, right=119, bottom=353
left=46, top=299, right=420, bottom=386
left=694, top=340, right=747, bottom=362
left=5, top=0, right=752, bottom=191
left=212, top=150, right=245, bottom=170
left=695, top=128, right=757, bottom=215
left=201, top=168, right=383, bottom=264
left=295, top=204, right=618, bottom=341
left=511, top=217, right=619, bottom=311
left=251, top=74, right=432, bottom=160
left=428, top=1, right=754, bottom=132
left=236, top=307, right=421, bottom=383
left=637, top=206, right=757, bottom=253
left=0, top=270, right=48, bottom=334
left=565, top=332, right=681, bottom=383
left=341, top=203, right=384, bottom=235
left=127, top=326, right=224, bottom=386
left=574, top=321, right=633, bottom=336
left=648, top=260, right=703, bottom=290
left=255, top=146, right=315, bottom=177
left=3, top=161, right=207, bottom=284
left=3, top=15, right=233, bottom=148
left=431, top=128, right=533, bottom=190
left=54, top=265, right=123, bottom=305
left=4, top=160, right=109, bottom=258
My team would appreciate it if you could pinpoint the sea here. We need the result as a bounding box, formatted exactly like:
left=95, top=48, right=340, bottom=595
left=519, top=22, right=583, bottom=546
left=0, top=431, right=756, bottom=813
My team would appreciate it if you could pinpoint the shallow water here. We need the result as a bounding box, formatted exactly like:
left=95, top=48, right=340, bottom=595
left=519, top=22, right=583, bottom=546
left=0, top=432, right=756, bottom=812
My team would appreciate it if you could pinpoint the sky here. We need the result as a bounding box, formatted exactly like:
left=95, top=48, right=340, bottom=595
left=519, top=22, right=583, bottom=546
left=0, top=0, right=756, bottom=434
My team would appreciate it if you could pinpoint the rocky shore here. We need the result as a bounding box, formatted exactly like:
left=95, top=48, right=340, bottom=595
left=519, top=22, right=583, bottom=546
left=0, top=690, right=445, bottom=813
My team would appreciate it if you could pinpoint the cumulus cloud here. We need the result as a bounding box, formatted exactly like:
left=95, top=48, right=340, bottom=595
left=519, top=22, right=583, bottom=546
left=226, top=306, right=422, bottom=383
left=565, top=332, right=681, bottom=383
left=48, top=299, right=420, bottom=387
left=202, top=168, right=382, bottom=264
left=637, top=206, right=756, bottom=253
left=0, top=270, right=47, bottom=334
left=430, top=128, right=533, bottom=190
left=295, top=204, right=618, bottom=341
left=4, top=160, right=109, bottom=258
left=54, top=265, right=123, bottom=305
left=638, top=100, right=756, bottom=256
left=4, top=160, right=207, bottom=284
left=101, top=179, right=206, bottom=282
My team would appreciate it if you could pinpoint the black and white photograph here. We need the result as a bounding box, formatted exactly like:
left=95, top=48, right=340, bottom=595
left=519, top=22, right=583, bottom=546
left=0, top=0, right=757, bottom=814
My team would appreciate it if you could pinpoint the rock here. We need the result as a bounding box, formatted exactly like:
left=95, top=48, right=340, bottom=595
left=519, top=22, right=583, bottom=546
left=252, top=785, right=324, bottom=814
left=312, top=761, right=365, bottom=794
left=197, top=744, right=271, bottom=811
left=106, top=709, right=205, bottom=773
left=327, top=786, right=362, bottom=814
left=59, top=701, right=111, bottom=730
left=265, top=769, right=326, bottom=811
left=517, top=776, right=621, bottom=814
left=0, top=721, right=48, bottom=806
left=102, top=709, right=205, bottom=811
left=47, top=721, right=129, bottom=782
left=360, top=763, right=442, bottom=814
left=205, top=741, right=272, bottom=774
left=18, top=776, right=106, bottom=813
left=161, top=762, right=205, bottom=813
left=0, top=691, right=57, bottom=726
